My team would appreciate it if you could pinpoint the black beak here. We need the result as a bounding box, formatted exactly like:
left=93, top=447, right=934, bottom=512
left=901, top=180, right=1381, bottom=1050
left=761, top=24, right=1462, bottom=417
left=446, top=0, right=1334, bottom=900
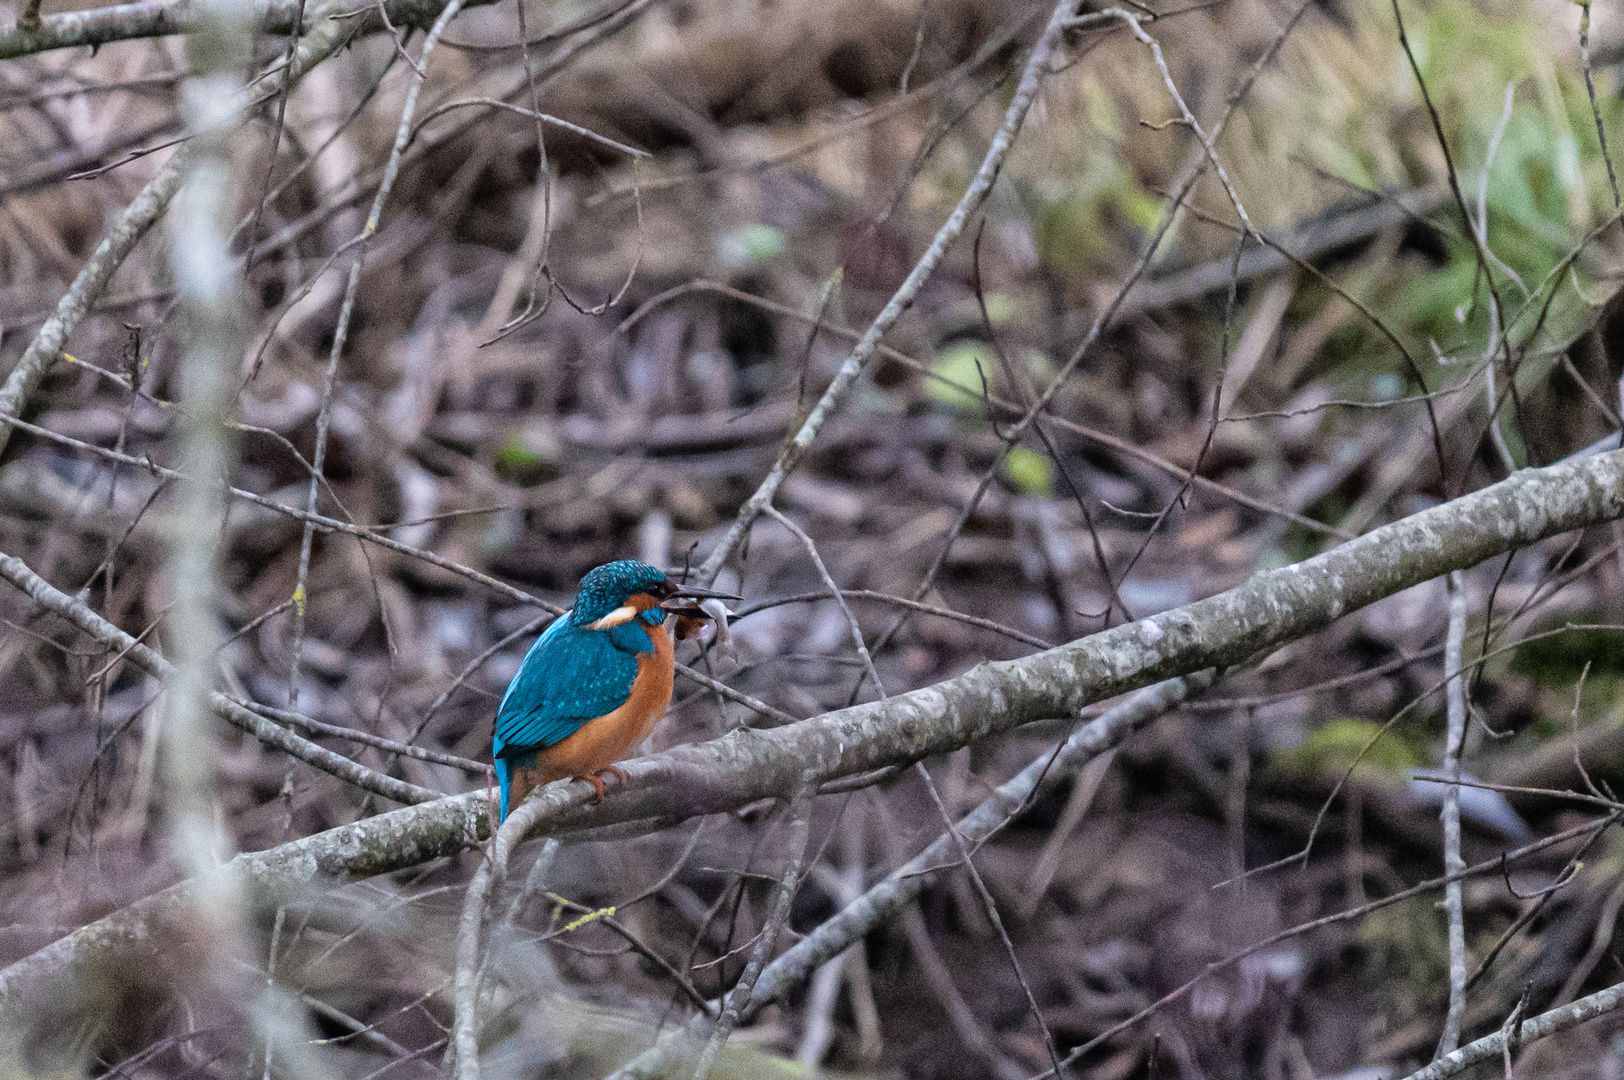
left=658, top=578, right=740, bottom=608
left=669, top=583, right=741, bottom=601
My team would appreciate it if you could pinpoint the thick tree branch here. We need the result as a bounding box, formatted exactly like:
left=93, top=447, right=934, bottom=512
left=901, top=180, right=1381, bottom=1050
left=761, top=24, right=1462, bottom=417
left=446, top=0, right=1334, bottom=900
left=0, top=0, right=493, bottom=60
left=4, top=448, right=1624, bottom=1046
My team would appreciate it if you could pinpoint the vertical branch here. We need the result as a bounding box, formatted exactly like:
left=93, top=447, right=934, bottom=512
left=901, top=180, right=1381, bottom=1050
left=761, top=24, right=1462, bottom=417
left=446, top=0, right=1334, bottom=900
left=164, top=0, right=253, bottom=1023
left=287, top=0, right=467, bottom=709
left=1580, top=2, right=1621, bottom=212
left=690, top=789, right=814, bottom=1080
left=1437, top=571, right=1468, bottom=1055
left=241, top=0, right=309, bottom=278
left=451, top=772, right=566, bottom=1080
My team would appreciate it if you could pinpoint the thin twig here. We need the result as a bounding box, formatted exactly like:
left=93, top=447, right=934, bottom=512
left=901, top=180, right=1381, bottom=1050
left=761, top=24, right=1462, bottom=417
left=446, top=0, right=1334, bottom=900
left=1397, top=976, right=1624, bottom=1080
left=735, top=589, right=1051, bottom=649
left=243, top=701, right=484, bottom=771
left=690, top=789, right=814, bottom=1080
left=674, top=664, right=799, bottom=728
left=1389, top=0, right=1509, bottom=493
left=915, top=761, right=1065, bottom=1077
left=287, top=0, right=469, bottom=713
left=242, top=0, right=310, bottom=279
left=1581, top=2, right=1621, bottom=210
left=764, top=508, right=884, bottom=695
left=690, top=0, right=1080, bottom=588
left=409, top=98, right=648, bottom=157
left=0, top=550, right=440, bottom=806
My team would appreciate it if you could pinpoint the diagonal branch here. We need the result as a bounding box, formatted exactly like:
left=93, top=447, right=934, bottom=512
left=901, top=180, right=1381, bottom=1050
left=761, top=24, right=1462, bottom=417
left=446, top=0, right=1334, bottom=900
left=0, top=550, right=440, bottom=806
left=5, top=447, right=1624, bottom=1044
left=745, top=672, right=1211, bottom=1016
left=1399, top=977, right=1624, bottom=1080
left=0, top=151, right=189, bottom=461
left=0, top=0, right=383, bottom=461
left=691, top=0, right=1080, bottom=588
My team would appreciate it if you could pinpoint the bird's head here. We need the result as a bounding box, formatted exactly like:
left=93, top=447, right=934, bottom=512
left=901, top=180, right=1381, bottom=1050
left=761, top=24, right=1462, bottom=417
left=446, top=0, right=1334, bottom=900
left=569, top=560, right=737, bottom=630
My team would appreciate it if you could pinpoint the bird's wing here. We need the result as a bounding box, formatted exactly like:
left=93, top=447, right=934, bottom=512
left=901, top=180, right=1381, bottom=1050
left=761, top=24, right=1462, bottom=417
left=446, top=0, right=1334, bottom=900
left=493, top=615, right=639, bottom=758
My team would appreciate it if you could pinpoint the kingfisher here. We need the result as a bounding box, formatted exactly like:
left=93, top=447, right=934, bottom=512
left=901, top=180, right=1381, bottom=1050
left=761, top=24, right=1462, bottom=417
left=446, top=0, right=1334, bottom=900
left=492, top=560, right=734, bottom=822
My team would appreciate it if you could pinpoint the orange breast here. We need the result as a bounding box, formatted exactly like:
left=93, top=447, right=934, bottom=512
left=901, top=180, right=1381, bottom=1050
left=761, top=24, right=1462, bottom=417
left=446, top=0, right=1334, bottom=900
left=527, top=615, right=675, bottom=786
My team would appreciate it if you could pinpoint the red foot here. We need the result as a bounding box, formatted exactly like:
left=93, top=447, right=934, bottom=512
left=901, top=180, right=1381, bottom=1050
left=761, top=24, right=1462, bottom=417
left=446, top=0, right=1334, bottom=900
left=575, top=765, right=630, bottom=803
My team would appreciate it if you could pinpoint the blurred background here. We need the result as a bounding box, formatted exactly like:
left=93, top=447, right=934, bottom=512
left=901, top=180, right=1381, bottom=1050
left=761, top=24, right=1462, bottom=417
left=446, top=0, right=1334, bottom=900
left=5, top=0, right=1624, bottom=1075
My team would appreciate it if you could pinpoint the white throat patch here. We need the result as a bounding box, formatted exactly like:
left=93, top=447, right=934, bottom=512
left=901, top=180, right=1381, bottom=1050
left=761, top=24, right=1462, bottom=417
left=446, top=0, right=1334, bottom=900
left=590, top=605, right=638, bottom=630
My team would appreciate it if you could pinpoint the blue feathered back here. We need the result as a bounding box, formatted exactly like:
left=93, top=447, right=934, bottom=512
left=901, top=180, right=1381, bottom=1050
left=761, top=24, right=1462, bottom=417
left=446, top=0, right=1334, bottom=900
left=492, top=559, right=673, bottom=817
left=493, top=616, right=664, bottom=759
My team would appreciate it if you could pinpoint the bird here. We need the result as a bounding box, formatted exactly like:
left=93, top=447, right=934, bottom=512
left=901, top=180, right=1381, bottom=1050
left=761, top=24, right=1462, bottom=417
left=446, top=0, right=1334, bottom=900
left=491, top=559, right=735, bottom=822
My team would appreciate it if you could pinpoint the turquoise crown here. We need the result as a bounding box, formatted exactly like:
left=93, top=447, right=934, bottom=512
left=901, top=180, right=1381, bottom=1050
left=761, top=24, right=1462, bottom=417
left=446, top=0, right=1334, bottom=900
left=569, top=560, right=670, bottom=624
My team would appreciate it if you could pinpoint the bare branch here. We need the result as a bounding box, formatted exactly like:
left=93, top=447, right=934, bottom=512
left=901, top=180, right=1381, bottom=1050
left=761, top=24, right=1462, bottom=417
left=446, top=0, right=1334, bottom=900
left=6, top=448, right=1624, bottom=1045
left=691, top=0, right=1081, bottom=588
left=1437, top=571, right=1469, bottom=1055
left=0, top=0, right=497, bottom=60
left=0, top=550, right=441, bottom=806
left=1399, top=978, right=1624, bottom=1080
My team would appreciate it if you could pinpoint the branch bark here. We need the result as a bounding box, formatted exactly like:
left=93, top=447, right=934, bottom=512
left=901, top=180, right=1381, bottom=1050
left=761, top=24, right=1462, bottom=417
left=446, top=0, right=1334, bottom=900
left=0, top=0, right=494, bottom=60
left=3, top=447, right=1624, bottom=1048
left=1437, top=572, right=1469, bottom=1055
left=1399, top=977, right=1624, bottom=1080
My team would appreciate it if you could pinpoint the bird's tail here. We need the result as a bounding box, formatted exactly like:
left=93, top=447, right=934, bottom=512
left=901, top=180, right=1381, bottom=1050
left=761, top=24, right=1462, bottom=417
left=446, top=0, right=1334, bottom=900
left=494, top=756, right=513, bottom=822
